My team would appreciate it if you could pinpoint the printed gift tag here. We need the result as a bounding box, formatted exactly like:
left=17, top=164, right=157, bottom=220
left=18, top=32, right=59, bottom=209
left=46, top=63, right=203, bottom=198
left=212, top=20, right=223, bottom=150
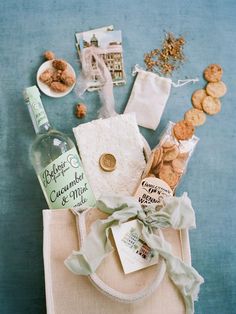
left=111, top=220, right=159, bottom=274
left=135, top=177, right=173, bottom=207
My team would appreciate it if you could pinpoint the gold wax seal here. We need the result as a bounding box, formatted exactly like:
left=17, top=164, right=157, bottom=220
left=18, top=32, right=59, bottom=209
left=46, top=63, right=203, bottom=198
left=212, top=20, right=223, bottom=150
left=99, top=153, right=116, bottom=172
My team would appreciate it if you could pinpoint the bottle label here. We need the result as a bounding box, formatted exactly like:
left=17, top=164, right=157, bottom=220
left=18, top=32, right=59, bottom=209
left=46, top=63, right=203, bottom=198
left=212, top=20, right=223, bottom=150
left=37, top=147, right=96, bottom=209
left=135, top=177, right=173, bottom=207
left=24, top=86, right=48, bottom=129
left=29, top=95, right=48, bottom=128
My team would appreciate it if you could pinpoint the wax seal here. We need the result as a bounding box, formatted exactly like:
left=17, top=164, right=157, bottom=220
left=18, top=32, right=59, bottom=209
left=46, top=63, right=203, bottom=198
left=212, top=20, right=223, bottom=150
left=99, top=153, right=116, bottom=172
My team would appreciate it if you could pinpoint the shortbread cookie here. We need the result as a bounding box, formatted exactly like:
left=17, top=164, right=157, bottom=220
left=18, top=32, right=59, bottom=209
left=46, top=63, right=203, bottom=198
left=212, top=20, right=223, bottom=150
left=191, top=89, right=207, bottom=110
left=204, top=64, right=223, bottom=82
left=142, top=152, right=154, bottom=179
left=152, top=160, right=163, bottom=176
left=159, top=165, right=179, bottom=188
left=163, top=145, right=179, bottom=161
left=184, top=108, right=206, bottom=126
left=206, top=81, right=227, bottom=98
left=162, top=140, right=176, bottom=150
left=152, top=147, right=163, bottom=169
left=202, top=96, right=221, bottom=115
left=147, top=173, right=156, bottom=178
left=178, top=152, right=189, bottom=161
left=172, top=158, right=186, bottom=174
left=173, top=120, right=195, bottom=141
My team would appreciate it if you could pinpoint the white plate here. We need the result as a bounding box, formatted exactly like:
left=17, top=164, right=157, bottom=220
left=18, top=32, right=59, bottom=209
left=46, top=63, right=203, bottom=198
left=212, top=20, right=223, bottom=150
left=36, top=60, right=76, bottom=98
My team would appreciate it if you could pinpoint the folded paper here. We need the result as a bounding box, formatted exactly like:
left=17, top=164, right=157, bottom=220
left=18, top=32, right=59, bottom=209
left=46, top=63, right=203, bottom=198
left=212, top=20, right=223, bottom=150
left=73, top=114, right=147, bottom=199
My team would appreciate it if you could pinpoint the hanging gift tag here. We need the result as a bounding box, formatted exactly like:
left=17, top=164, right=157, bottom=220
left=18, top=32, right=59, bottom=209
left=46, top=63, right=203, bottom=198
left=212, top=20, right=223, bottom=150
left=135, top=177, right=173, bottom=207
left=111, top=219, right=159, bottom=274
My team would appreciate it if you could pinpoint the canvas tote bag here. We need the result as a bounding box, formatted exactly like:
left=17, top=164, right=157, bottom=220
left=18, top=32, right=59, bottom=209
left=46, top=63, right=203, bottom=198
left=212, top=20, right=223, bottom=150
left=43, top=207, right=191, bottom=314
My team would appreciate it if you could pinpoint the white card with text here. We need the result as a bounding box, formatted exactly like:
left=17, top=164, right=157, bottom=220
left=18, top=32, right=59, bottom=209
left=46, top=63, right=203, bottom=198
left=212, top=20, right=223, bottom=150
left=111, top=219, right=159, bottom=274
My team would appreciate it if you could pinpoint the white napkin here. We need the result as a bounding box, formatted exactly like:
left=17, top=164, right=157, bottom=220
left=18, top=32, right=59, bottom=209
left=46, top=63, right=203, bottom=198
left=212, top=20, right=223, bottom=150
left=73, top=113, right=146, bottom=198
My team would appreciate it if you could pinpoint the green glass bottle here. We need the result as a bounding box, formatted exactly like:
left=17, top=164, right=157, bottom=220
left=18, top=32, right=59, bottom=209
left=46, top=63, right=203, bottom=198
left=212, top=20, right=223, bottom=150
left=23, top=86, right=96, bottom=209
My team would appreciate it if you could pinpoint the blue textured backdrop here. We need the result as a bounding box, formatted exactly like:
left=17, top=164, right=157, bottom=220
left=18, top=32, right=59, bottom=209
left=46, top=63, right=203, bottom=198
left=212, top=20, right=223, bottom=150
left=0, top=0, right=235, bottom=313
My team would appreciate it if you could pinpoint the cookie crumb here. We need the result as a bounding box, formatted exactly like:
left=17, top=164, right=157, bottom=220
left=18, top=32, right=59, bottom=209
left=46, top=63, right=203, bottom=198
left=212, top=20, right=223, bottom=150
left=44, top=51, right=55, bottom=60
left=75, top=103, right=87, bottom=118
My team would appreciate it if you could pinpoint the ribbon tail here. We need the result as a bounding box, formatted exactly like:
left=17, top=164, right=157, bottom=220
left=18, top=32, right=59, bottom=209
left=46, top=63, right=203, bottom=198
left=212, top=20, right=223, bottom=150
left=65, top=196, right=140, bottom=275
left=96, top=54, right=117, bottom=118
left=64, top=219, right=114, bottom=275
left=141, top=225, right=204, bottom=314
left=164, top=252, right=204, bottom=314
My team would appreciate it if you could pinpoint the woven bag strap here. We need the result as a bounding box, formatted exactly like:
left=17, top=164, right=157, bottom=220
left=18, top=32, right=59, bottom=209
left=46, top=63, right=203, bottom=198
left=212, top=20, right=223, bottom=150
left=76, top=208, right=166, bottom=303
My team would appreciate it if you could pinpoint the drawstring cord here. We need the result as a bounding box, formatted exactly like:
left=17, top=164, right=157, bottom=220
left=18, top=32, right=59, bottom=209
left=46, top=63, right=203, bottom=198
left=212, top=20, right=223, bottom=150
left=132, top=64, right=199, bottom=87
left=171, top=78, right=199, bottom=87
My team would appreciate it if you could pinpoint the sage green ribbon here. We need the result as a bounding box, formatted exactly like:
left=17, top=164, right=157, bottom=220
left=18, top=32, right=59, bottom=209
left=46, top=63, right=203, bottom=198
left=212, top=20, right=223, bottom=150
left=65, top=193, right=204, bottom=314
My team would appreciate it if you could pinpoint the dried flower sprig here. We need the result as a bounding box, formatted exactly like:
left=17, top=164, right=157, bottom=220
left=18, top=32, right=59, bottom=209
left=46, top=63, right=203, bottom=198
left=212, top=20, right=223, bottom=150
left=144, top=32, right=186, bottom=76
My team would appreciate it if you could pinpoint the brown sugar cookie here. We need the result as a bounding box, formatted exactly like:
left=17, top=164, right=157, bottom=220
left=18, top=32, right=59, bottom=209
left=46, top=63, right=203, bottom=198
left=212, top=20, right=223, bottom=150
left=163, top=145, right=179, bottom=161
left=204, top=64, right=223, bottom=82
left=50, top=81, right=68, bottom=93
left=184, top=108, right=206, bottom=126
left=39, top=69, right=54, bottom=85
left=159, top=165, right=179, bottom=189
left=52, top=59, right=68, bottom=71
left=206, top=81, right=227, bottom=98
left=191, top=89, right=207, bottom=110
left=202, top=96, right=221, bottom=115
left=173, top=120, right=195, bottom=141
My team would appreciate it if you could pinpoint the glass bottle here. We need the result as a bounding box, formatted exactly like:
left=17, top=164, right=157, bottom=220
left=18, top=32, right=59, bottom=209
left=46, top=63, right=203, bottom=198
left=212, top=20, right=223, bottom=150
left=23, top=86, right=96, bottom=209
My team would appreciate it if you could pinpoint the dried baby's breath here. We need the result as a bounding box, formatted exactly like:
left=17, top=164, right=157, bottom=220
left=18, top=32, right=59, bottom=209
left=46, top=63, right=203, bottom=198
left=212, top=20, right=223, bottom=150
left=144, top=32, right=186, bottom=76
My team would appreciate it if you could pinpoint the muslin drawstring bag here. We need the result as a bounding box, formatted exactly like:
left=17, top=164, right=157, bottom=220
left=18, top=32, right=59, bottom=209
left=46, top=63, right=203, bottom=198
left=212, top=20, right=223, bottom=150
left=124, top=65, right=199, bottom=130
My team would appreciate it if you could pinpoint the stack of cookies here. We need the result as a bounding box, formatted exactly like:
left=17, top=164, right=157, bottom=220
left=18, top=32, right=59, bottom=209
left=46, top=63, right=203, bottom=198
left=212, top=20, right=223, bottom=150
left=185, top=64, right=227, bottom=126
left=142, top=121, right=198, bottom=191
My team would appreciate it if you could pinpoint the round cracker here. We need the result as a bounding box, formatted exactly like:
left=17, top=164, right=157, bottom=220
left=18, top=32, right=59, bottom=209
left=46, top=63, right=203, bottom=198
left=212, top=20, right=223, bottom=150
left=159, top=165, right=179, bottom=189
left=152, top=160, right=163, bottom=176
left=184, top=108, right=206, bottom=126
left=204, top=64, right=223, bottom=82
left=151, top=147, right=163, bottom=169
left=162, top=139, right=176, bottom=150
left=191, top=89, right=207, bottom=110
left=206, top=81, right=227, bottom=98
left=147, top=173, right=156, bottom=178
left=142, top=152, right=154, bottom=179
left=163, top=145, right=179, bottom=161
left=172, top=158, right=186, bottom=174
left=202, top=96, right=221, bottom=115
left=173, top=120, right=195, bottom=141
left=178, top=152, right=189, bottom=161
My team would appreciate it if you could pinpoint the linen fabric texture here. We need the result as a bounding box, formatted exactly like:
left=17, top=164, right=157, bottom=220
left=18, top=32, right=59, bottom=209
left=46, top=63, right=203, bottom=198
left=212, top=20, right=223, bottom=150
left=43, top=206, right=192, bottom=314
left=65, top=194, right=204, bottom=314
left=124, top=67, right=172, bottom=130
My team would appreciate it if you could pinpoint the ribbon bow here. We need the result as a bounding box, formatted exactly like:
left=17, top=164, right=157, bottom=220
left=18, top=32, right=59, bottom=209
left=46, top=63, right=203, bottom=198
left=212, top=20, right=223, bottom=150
left=65, top=193, right=204, bottom=314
